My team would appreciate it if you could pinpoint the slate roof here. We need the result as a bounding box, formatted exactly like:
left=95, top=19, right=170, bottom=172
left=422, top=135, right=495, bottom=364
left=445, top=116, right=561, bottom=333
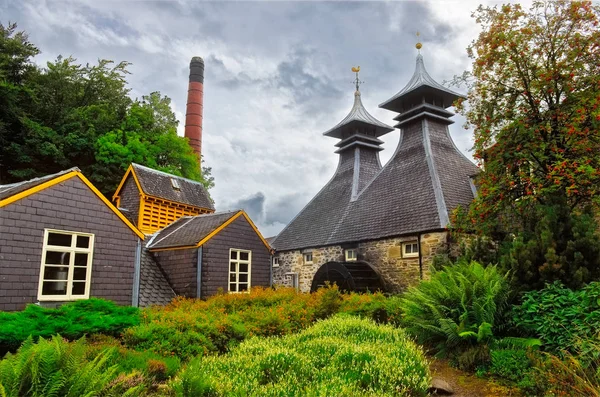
left=130, top=163, right=214, bottom=210
left=147, top=211, right=239, bottom=249
left=138, top=247, right=176, bottom=307
left=0, top=168, right=80, bottom=201
left=379, top=54, right=465, bottom=112
left=272, top=54, right=479, bottom=252
left=323, top=91, right=394, bottom=139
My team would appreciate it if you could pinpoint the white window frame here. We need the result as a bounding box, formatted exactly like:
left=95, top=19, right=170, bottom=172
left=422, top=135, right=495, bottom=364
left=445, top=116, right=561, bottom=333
left=303, top=252, right=313, bottom=264
left=272, top=256, right=279, bottom=267
left=402, top=241, right=419, bottom=258
left=345, top=249, right=358, bottom=261
left=229, top=248, right=252, bottom=293
left=38, top=229, right=95, bottom=301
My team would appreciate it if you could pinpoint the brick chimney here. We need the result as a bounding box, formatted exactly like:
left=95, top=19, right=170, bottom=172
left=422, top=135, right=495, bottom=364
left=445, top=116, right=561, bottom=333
left=185, top=57, right=204, bottom=161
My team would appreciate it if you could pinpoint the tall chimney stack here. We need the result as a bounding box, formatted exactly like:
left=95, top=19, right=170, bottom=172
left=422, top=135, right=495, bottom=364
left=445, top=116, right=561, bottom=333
left=185, top=57, right=204, bottom=162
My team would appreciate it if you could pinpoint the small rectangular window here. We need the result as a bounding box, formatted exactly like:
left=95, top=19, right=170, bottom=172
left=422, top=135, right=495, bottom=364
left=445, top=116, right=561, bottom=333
left=345, top=249, right=357, bottom=261
left=38, top=229, right=94, bottom=301
left=272, top=257, right=279, bottom=267
left=304, top=253, right=313, bottom=264
left=170, top=178, right=181, bottom=190
left=402, top=242, right=419, bottom=258
left=229, top=248, right=251, bottom=293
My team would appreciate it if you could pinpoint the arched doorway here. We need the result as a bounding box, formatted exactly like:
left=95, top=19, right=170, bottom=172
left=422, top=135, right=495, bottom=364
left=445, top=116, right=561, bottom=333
left=310, top=261, right=384, bottom=293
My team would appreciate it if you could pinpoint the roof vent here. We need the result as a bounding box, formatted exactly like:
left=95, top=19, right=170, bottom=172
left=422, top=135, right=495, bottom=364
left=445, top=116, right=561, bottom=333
left=171, top=178, right=181, bottom=191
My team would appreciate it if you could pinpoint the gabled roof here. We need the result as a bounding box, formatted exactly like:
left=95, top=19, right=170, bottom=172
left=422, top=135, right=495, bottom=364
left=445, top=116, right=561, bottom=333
left=379, top=54, right=465, bottom=111
left=147, top=210, right=272, bottom=252
left=114, top=163, right=214, bottom=210
left=0, top=168, right=144, bottom=239
left=323, top=91, right=394, bottom=139
left=0, top=168, right=80, bottom=201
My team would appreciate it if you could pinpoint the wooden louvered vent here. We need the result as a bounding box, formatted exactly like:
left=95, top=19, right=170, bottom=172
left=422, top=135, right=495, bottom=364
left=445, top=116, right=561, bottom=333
left=138, top=196, right=210, bottom=234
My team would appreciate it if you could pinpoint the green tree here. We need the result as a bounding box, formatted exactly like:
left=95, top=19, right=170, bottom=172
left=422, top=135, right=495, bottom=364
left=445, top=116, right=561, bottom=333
left=0, top=22, right=213, bottom=197
left=453, top=1, right=600, bottom=290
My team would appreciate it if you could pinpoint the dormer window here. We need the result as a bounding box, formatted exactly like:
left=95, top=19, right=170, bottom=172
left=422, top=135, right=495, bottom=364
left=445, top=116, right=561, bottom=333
left=171, top=178, right=180, bottom=191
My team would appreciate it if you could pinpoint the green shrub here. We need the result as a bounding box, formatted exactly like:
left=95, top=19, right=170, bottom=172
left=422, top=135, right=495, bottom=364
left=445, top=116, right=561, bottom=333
left=512, top=281, right=600, bottom=354
left=400, top=260, right=511, bottom=369
left=170, top=315, right=431, bottom=397
left=0, top=299, right=140, bottom=353
left=0, top=335, right=145, bottom=396
left=124, top=286, right=403, bottom=361
left=489, top=349, right=533, bottom=382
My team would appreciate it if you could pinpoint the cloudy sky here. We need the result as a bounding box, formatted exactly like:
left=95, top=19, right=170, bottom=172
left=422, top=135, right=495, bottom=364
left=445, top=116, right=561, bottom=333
left=2, top=0, right=508, bottom=236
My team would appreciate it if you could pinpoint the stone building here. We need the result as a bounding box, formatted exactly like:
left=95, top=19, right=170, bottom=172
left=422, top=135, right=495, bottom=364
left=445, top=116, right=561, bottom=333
left=271, top=52, right=479, bottom=293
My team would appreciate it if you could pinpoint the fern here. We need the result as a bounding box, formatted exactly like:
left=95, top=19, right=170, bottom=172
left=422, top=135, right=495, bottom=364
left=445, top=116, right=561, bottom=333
left=400, top=260, right=511, bottom=368
left=0, top=336, right=144, bottom=397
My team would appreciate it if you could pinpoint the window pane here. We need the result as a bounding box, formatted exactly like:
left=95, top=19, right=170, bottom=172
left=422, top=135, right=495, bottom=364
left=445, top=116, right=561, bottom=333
left=47, top=233, right=72, bottom=247
left=43, top=266, right=69, bottom=280
left=42, top=281, right=67, bottom=295
left=230, top=263, right=236, bottom=272
left=230, top=274, right=237, bottom=282
left=239, top=274, right=248, bottom=283
left=73, top=267, right=87, bottom=281
left=239, top=263, right=248, bottom=273
left=229, top=283, right=236, bottom=291
left=240, top=251, right=249, bottom=261
left=74, top=253, right=88, bottom=267
left=412, top=244, right=418, bottom=252
left=76, top=235, right=90, bottom=248
left=45, top=251, right=70, bottom=265
left=72, top=282, right=86, bottom=295
left=239, top=283, right=248, bottom=291
left=230, top=251, right=237, bottom=260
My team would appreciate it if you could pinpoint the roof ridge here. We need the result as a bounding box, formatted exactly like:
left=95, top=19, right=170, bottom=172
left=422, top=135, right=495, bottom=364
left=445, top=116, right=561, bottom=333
left=0, top=167, right=80, bottom=189
left=131, top=163, right=206, bottom=186
left=148, top=216, right=195, bottom=248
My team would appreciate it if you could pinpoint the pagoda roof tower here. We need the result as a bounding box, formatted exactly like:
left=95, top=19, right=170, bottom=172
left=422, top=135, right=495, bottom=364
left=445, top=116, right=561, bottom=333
left=273, top=48, right=478, bottom=252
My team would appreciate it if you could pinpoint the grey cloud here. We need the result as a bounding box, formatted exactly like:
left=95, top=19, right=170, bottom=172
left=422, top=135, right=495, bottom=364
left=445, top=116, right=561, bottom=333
left=228, top=192, right=266, bottom=224
left=265, top=192, right=311, bottom=226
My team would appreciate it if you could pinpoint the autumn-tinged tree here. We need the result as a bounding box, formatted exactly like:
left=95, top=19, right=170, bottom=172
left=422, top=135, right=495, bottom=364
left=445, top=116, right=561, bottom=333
left=454, top=1, right=600, bottom=290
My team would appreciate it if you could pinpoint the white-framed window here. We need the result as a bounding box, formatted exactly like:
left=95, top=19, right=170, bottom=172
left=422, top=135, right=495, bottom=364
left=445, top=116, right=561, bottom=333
left=38, top=229, right=95, bottom=301
left=345, top=249, right=358, bottom=261
left=272, top=257, right=279, bottom=267
left=229, top=249, right=251, bottom=292
left=303, top=252, right=313, bottom=264
left=402, top=241, right=419, bottom=258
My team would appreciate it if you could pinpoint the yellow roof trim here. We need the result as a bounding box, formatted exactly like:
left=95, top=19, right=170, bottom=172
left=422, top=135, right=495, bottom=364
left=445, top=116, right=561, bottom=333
left=0, top=170, right=144, bottom=240
left=148, top=210, right=273, bottom=253
left=75, top=172, right=145, bottom=239
left=112, top=164, right=142, bottom=201
left=195, top=211, right=244, bottom=247
left=239, top=211, right=274, bottom=253
left=0, top=171, right=79, bottom=209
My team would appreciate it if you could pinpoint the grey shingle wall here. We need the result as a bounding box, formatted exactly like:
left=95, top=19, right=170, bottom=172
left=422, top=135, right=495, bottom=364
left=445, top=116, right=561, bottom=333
left=138, top=248, right=176, bottom=307
left=118, top=176, right=140, bottom=225
left=0, top=177, right=138, bottom=311
left=201, top=216, right=271, bottom=298
left=152, top=248, right=198, bottom=298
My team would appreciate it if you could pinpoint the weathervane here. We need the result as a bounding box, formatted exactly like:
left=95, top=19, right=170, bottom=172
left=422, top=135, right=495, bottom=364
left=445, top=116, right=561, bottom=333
left=351, top=66, right=363, bottom=92
left=416, top=31, right=422, bottom=53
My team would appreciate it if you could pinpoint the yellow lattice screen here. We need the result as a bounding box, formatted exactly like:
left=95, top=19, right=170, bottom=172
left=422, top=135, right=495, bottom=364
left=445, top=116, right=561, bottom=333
left=138, top=196, right=212, bottom=234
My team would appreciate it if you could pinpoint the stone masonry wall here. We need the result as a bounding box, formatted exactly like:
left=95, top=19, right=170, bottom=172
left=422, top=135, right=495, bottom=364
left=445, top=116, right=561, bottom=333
left=272, top=231, right=449, bottom=293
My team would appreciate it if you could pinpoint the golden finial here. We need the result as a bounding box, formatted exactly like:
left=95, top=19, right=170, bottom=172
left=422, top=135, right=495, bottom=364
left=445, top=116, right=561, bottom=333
left=352, top=66, right=362, bottom=93
left=415, top=31, right=422, bottom=52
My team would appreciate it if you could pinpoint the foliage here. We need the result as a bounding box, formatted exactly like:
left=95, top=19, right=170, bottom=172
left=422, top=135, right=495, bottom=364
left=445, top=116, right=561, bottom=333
left=452, top=0, right=600, bottom=291
left=169, top=315, right=431, bottom=397
left=400, top=261, right=511, bottom=369
left=0, top=22, right=213, bottom=197
left=0, top=335, right=145, bottom=397
left=488, top=348, right=539, bottom=392
left=0, top=298, right=140, bottom=354
left=512, top=281, right=600, bottom=354
left=122, top=286, right=403, bottom=361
